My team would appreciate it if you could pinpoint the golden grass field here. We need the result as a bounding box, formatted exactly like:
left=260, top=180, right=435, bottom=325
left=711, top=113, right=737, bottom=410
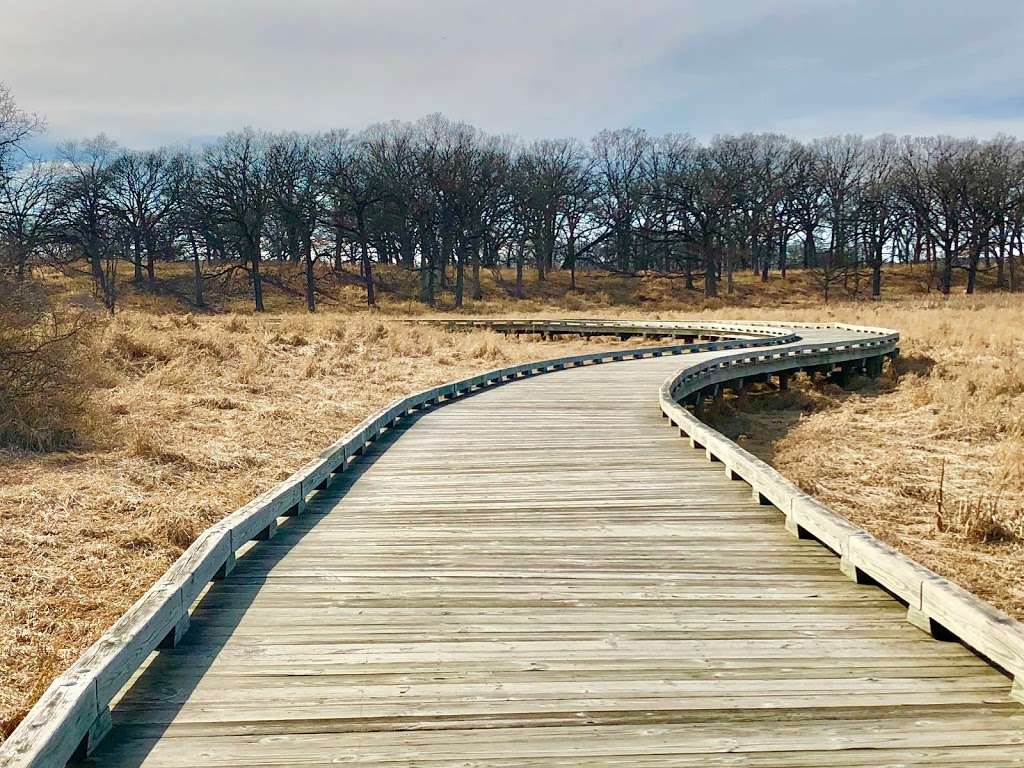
left=699, top=296, right=1024, bottom=620
left=1, top=262, right=1021, bottom=739
left=0, top=303, right=640, bottom=738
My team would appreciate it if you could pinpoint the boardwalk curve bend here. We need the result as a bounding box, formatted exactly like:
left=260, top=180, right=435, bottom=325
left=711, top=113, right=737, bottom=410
left=4, top=319, right=1024, bottom=767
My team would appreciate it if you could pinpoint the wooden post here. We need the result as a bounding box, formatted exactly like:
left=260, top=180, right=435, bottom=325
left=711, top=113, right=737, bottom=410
left=255, top=519, right=277, bottom=541
left=907, top=607, right=957, bottom=641
left=214, top=552, right=236, bottom=580
left=840, top=557, right=875, bottom=585
left=158, top=613, right=191, bottom=649
left=866, top=355, right=884, bottom=378
left=72, top=708, right=112, bottom=762
left=830, top=364, right=852, bottom=388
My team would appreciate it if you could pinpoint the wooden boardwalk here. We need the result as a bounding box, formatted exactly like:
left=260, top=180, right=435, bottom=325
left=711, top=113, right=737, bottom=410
left=87, top=344, right=1024, bottom=766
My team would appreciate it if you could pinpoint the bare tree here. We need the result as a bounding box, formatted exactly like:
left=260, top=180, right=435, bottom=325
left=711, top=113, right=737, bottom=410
left=857, top=135, right=900, bottom=298
left=0, top=161, right=59, bottom=281
left=0, top=82, right=44, bottom=180
left=323, top=131, right=385, bottom=307
left=267, top=133, right=326, bottom=311
left=57, top=136, right=122, bottom=312
left=7, top=85, right=1024, bottom=310
left=108, top=149, right=178, bottom=287
left=899, top=137, right=976, bottom=295
left=199, top=130, right=270, bottom=310
left=591, top=129, right=650, bottom=274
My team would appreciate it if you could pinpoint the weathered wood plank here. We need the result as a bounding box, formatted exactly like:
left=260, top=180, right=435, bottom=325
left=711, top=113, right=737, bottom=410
left=10, top=319, right=1024, bottom=768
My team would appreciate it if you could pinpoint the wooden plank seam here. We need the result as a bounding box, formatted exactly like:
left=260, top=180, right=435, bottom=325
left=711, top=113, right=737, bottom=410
left=658, top=331, right=1024, bottom=693
left=0, top=321, right=815, bottom=767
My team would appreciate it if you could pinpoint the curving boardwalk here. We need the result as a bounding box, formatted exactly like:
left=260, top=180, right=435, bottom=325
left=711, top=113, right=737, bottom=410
left=78, top=326, right=1024, bottom=767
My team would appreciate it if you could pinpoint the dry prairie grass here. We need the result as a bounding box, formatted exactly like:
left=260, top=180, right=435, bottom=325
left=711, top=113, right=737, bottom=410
left=700, top=295, right=1024, bottom=620
left=3, top=266, right=1021, bottom=741
left=0, top=312, right=619, bottom=739
left=44, top=259, right=946, bottom=317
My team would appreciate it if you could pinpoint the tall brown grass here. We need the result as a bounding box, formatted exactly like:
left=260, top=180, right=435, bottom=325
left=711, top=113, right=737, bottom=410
left=3, top=265, right=1022, bottom=740
left=0, top=312, right=622, bottom=740
left=701, top=295, right=1024, bottom=620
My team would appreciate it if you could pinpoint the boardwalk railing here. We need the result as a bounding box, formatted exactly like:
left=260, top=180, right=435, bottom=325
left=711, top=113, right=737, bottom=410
left=417, top=317, right=1024, bottom=697
left=3, top=319, right=1021, bottom=767
left=407, top=317, right=801, bottom=339
left=655, top=328, right=1024, bottom=697
left=0, top=323, right=795, bottom=768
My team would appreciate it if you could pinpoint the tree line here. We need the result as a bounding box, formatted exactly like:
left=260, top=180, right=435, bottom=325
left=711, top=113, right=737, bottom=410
left=3, top=83, right=1024, bottom=312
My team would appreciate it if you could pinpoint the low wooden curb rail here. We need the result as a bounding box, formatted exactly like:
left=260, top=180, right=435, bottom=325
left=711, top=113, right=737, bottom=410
left=0, top=325, right=793, bottom=768
left=657, top=327, right=1024, bottom=702
left=6, top=319, right=1022, bottom=767
left=407, top=317, right=799, bottom=340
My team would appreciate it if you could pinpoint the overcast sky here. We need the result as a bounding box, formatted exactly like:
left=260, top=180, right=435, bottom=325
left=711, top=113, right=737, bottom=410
left=3, top=0, right=1024, bottom=150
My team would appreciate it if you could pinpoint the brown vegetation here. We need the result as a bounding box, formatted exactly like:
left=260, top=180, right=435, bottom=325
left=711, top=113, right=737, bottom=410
left=54, top=257, right=959, bottom=316
left=0, top=282, right=99, bottom=450
left=704, top=294, right=1024, bottom=620
left=0, top=310, right=623, bottom=739
left=1, top=266, right=1022, bottom=740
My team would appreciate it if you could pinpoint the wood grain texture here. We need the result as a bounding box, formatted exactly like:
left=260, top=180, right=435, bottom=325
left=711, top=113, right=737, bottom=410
left=80, top=328, right=1023, bottom=768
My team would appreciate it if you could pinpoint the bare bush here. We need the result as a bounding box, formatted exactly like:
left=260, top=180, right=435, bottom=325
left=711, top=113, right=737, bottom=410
left=0, top=282, right=99, bottom=450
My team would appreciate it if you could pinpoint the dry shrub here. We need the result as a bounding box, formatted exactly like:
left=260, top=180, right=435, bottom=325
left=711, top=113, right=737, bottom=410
left=0, top=282, right=101, bottom=451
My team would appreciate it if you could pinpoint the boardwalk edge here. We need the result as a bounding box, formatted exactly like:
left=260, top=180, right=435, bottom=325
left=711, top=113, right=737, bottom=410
left=0, top=321, right=792, bottom=767
left=658, top=324, right=1024, bottom=694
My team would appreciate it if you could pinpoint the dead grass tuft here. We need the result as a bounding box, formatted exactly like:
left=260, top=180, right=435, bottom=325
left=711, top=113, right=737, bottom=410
left=224, top=314, right=248, bottom=333
left=107, top=326, right=176, bottom=368
left=937, top=493, right=1021, bottom=544
left=126, top=427, right=192, bottom=466
left=138, top=506, right=207, bottom=550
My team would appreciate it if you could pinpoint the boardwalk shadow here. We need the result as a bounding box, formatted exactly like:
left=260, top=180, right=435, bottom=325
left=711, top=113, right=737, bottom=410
left=894, top=353, right=936, bottom=378
left=704, top=355, right=933, bottom=465
left=84, top=411, right=426, bottom=766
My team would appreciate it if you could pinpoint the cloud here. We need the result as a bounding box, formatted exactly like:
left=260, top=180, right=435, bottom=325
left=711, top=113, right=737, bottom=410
left=3, top=0, right=1023, bottom=148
